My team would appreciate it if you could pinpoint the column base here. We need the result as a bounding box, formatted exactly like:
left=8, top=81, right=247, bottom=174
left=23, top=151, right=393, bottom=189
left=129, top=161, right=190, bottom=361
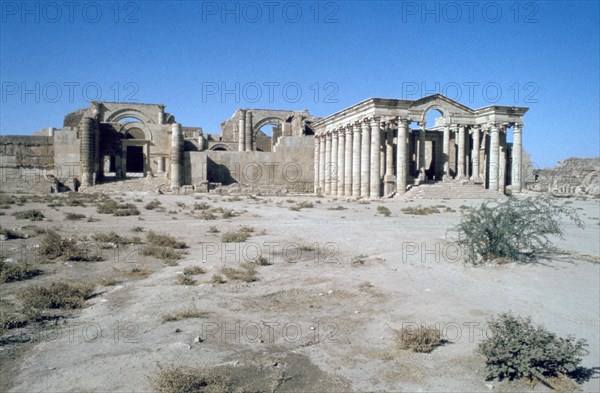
left=384, top=174, right=396, bottom=195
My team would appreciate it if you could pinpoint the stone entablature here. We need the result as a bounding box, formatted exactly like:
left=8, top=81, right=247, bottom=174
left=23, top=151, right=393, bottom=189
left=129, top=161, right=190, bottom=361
left=311, top=94, right=528, bottom=197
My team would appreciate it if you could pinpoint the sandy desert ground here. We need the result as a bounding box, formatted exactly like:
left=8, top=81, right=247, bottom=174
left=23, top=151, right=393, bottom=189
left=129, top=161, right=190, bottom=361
left=0, top=190, right=598, bottom=392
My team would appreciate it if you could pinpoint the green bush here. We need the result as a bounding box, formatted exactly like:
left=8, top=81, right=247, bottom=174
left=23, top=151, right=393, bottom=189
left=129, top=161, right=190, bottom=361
left=221, top=230, right=249, bottom=243
left=451, top=196, right=584, bottom=264
left=477, top=312, right=588, bottom=382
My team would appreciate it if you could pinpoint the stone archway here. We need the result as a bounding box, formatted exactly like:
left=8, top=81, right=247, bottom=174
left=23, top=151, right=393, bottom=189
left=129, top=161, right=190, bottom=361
left=116, top=122, right=152, bottom=178
left=252, top=116, right=285, bottom=152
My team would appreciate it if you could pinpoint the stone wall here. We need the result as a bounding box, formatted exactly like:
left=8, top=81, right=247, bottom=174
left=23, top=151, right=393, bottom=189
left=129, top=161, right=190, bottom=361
left=184, top=136, right=315, bottom=194
left=528, top=157, right=600, bottom=197
left=0, top=135, right=56, bottom=192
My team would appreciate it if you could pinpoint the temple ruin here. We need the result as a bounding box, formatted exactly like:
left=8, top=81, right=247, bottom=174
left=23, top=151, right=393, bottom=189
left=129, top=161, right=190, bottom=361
left=0, top=94, right=529, bottom=196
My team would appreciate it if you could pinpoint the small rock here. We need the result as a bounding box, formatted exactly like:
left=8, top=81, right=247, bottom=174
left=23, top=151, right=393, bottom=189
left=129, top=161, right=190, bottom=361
left=318, top=293, right=323, bottom=296
left=327, top=290, right=334, bottom=295
left=309, top=326, right=315, bottom=330
left=175, top=328, right=182, bottom=333
left=354, top=310, right=359, bottom=314
left=485, top=384, right=494, bottom=390
left=193, top=336, right=203, bottom=343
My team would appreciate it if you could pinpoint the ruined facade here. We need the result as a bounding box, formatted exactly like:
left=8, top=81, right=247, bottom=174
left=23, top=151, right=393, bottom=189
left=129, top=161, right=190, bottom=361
left=311, top=94, right=528, bottom=196
left=0, top=94, right=529, bottom=196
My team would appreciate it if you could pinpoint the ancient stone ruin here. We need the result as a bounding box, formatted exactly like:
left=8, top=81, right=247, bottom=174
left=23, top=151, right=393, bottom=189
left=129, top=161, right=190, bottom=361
left=0, top=94, right=532, bottom=196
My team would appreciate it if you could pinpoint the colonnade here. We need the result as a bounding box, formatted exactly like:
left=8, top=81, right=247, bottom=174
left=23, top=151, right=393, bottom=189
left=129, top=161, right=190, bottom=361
left=314, top=118, right=523, bottom=197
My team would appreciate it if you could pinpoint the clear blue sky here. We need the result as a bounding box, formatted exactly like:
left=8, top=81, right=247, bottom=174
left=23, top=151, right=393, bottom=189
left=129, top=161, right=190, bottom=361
left=1, top=0, right=598, bottom=168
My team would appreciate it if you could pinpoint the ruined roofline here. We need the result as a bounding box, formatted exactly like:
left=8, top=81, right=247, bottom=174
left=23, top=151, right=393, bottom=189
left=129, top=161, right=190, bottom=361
left=311, top=94, right=529, bottom=128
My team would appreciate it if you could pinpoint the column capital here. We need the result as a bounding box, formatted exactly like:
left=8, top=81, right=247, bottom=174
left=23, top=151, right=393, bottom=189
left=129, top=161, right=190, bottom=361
left=369, top=117, right=381, bottom=127
left=325, top=132, right=332, bottom=140
left=513, top=123, right=524, bottom=133
left=398, top=117, right=410, bottom=127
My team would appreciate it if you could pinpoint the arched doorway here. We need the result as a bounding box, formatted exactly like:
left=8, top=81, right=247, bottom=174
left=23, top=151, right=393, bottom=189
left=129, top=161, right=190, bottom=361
left=253, top=117, right=284, bottom=152
left=118, top=121, right=152, bottom=178
left=420, top=107, right=448, bottom=181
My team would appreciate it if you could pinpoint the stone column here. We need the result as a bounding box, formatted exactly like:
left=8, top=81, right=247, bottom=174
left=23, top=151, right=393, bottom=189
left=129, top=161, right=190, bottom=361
left=489, top=124, right=500, bottom=191
left=418, top=123, right=426, bottom=181
left=352, top=123, right=361, bottom=196
left=314, top=136, right=320, bottom=194
left=238, top=110, right=246, bottom=152
left=170, top=122, right=183, bottom=189
left=324, top=132, right=332, bottom=195
left=370, top=118, right=381, bottom=198
left=383, top=122, right=396, bottom=194
left=360, top=120, right=371, bottom=197
left=244, top=111, right=253, bottom=151
left=471, top=126, right=481, bottom=183
left=331, top=130, right=339, bottom=196
left=442, top=125, right=450, bottom=180
left=337, top=128, right=345, bottom=196
left=499, top=128, right=507, bottom=193
left=344, top=126, right=353, bottom=196
left=80, top=117, right=95, bottom=188
left=512, top=124, right=523, bottom=193
left=396, top=118, right=409, bottom=194
left=319, top=135, right=326, bottom=193
left=457, top=125, right=465, bottom=179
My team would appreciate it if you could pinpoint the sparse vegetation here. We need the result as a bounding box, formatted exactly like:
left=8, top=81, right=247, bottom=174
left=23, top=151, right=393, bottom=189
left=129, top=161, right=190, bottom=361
left=145, top=200, right=163, bottom=210
left=401, top=205, right=440, bottom=215
left=220, top=263, right=259, bottom=282
left=183, top=266, right=205, bottom=275
left=19, top=282, right=96, bottom=310
left=12, top=209, right=44, bottom=221
left=131, top=226, right=144, bottom=232
left=93, top=231, right=141, bottom=246
left=161, top=306, right=205, bottom=322
left=396, top=324, right=444, bottom=353
left=97, top=199, right=140, bottom=216
left=140, top=245, right=183, bottom=263
left=151, top=365, right=232, bottom=393
left=64, top=212, right=86, bottom=220
left=0, top=260, right=42, bottom=282
left=146, top=231, right=187, bottom=249
left=39, top=230, right=102, bottom=262
left=175, top=274, right=196, bottom=285
left=377, top=206, right=392, bottom=217
left=477, top=312, right=589, bottom=383
left=451, top=196, right=584, bottom=264
left=327, top=205, right=347, bottom=211
left=221, top=230, right=249, bottom=243
left=207, top=226, right=219, bottom=233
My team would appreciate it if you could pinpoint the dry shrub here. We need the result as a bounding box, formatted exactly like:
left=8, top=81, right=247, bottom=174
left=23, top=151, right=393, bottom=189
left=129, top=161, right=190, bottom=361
left=19, top=282, right=96, bottom=310
left=97, top=199, right=140, bottom=216
left=40, top=231, right=102, bottom=262
left=220, top=263, right=258, bottom=282
left=183, top=266, right=206, bottom=275
left=377, top=206, right=392, bottom=217
left=147, top=231, right=187, bottom=249
left=161, top=306, right=205, bottom=322
left=401, top=206, right=440, bottom=215
left=12, top=209, right=44, bottom=221
left=396, top=324, right=444, bottom=353
left=0, top=260, right=42, bottom=282
left=140, top=245, right=183, bottom=263
left=151, top=365, right=232, bottom=393
left=221, top=230, right=249, bottom=243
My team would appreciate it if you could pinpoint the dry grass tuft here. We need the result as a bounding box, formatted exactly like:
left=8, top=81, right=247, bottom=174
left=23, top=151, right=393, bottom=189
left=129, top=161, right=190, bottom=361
left=161, top=306, right=205, bottom=322
left=395, top=325, right=444, bottom=353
